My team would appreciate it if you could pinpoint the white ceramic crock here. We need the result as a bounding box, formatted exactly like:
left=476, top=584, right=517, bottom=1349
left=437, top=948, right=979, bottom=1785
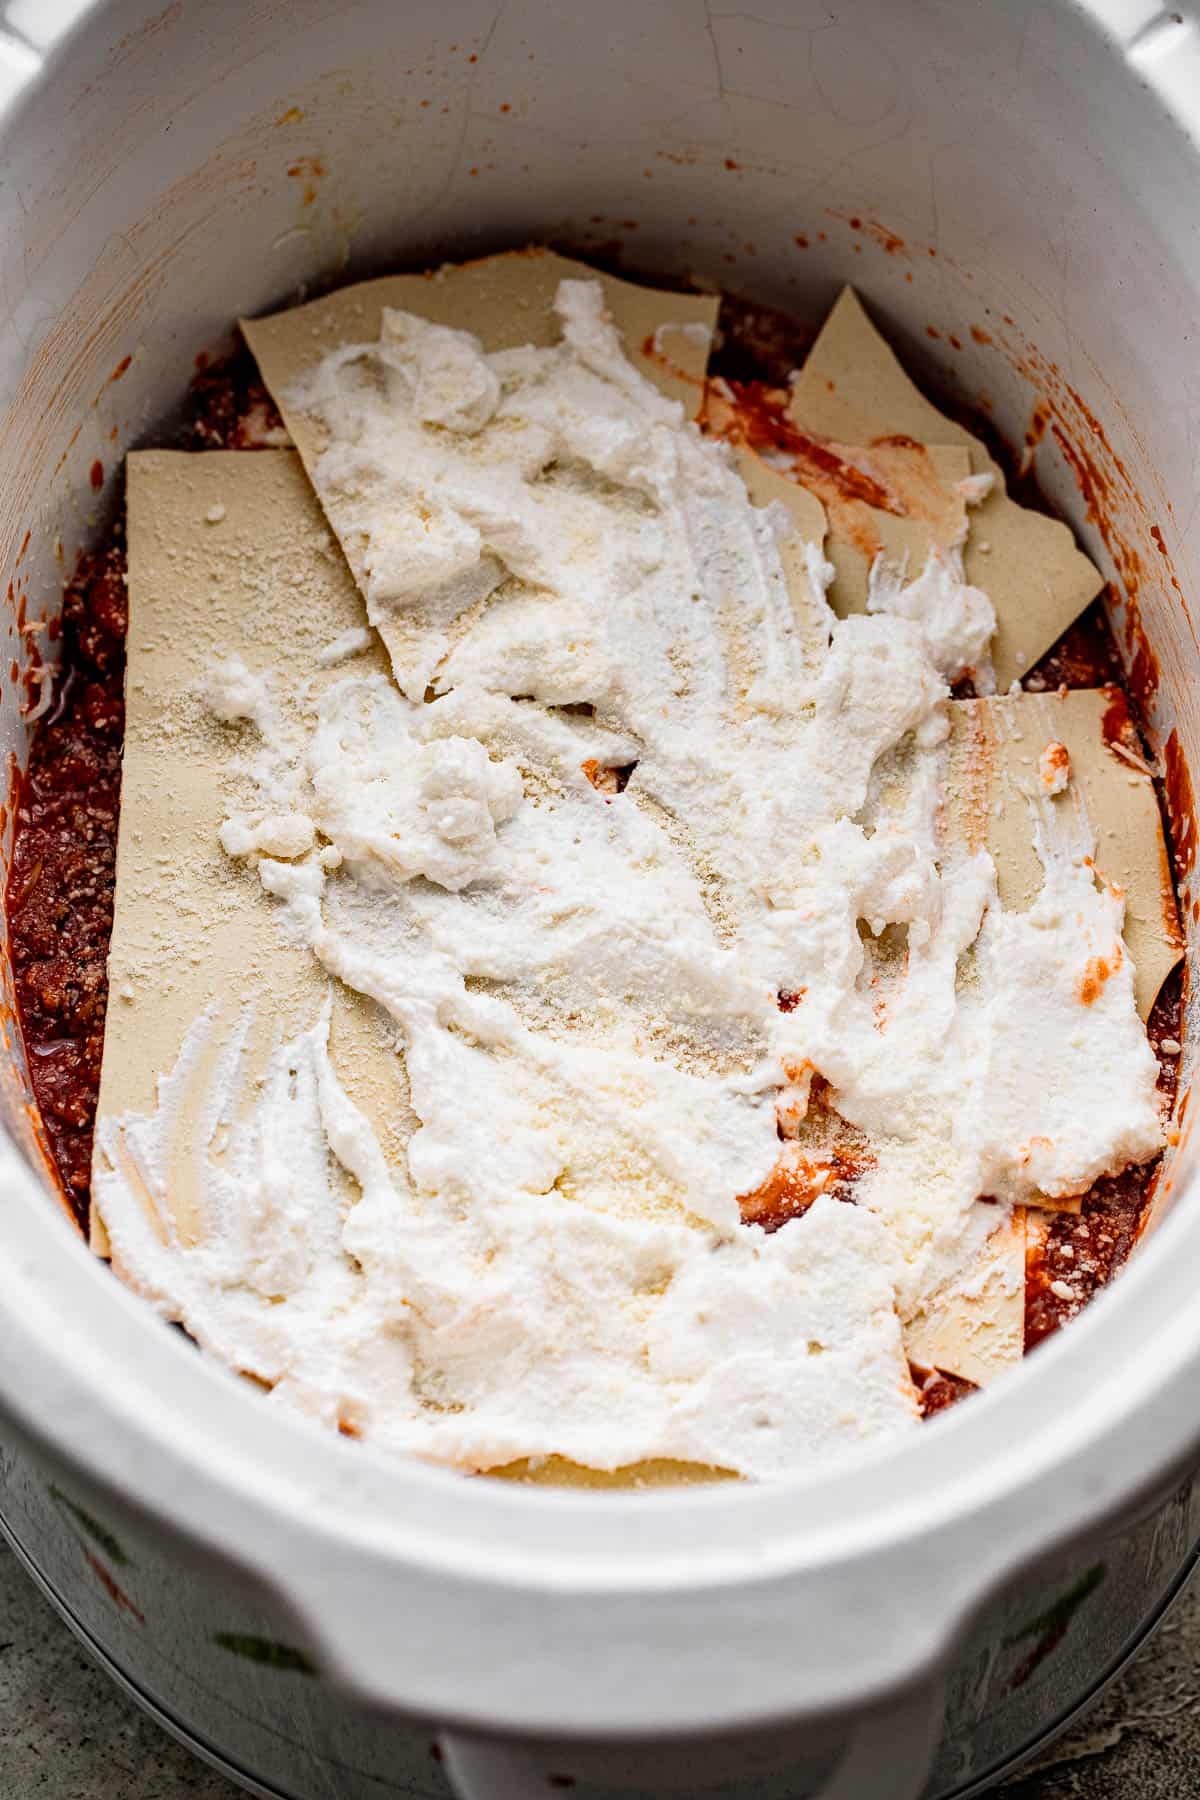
left=2, top=3, right=1200, bottom=1796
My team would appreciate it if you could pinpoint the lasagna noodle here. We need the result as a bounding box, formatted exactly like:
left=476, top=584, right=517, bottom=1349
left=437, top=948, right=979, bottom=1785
left=788, top=287, right=1105, bottom=688
left=93, top=451, right=407, bottom=1262
left=707, top=387, right=974, bottom=621
left=904, top=1206, right=1026, bottom=1387
left=241, top=249, right=719, bottom=708
left=915, top=684, right=1182, bottom=1381
left=101, top=448, right=764, bottom=1480
left=950, top=688, right=1182, bottom=1021
left=816, top=439, right=972, bottom=622
left=242, top=248, right=718, bottom=428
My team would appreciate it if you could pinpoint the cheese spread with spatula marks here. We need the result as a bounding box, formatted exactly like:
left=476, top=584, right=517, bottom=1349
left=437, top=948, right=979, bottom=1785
left=91, top=262, right=1168, bottom=1480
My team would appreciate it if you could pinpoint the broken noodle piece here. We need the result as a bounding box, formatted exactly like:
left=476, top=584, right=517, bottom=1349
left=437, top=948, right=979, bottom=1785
left=950, top=689, right=1181, bottom=1022
left=242, top=249, right=718, bottom=701
left=788, top=287, right=1105, bottom=690
left=705, top=382, right=977, bottom=634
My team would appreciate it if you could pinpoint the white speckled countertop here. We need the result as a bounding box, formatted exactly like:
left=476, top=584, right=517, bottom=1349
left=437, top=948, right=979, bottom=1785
left=3, top=1530, right=1198, bottom=1798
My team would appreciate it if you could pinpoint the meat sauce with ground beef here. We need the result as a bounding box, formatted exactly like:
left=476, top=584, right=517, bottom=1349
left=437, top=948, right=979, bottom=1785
left=7, top=360, right=283, bottom=1222
left=5, top=290, right=1185, bottom=1409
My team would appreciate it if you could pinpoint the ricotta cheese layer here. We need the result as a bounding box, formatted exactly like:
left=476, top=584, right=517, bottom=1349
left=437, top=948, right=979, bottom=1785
left=93, top=279, right=1164, bottom=1480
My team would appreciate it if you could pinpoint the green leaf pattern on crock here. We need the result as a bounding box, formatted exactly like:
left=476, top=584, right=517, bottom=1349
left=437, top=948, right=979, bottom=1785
left=49, top=1485, right=131, bottom=1567
left=213, top=1632, right=317, bottom=1675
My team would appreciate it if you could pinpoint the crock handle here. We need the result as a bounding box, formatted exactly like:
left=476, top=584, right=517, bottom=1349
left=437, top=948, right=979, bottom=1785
left=439, top=1676, right=944, bottom=1800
